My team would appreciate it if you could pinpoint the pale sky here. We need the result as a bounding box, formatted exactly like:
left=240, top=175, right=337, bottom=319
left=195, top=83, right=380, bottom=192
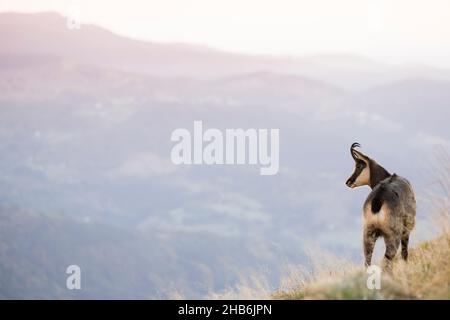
left=1, top=0, right=450, bottom=67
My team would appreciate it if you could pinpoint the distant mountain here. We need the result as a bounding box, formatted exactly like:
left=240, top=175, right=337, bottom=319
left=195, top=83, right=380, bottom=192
left=355, top=78, right=450, bottom=137
left=0, top=11, right=288, bottom=77
left=0, top=54, right=346, bottom=112
left=0, top=206, right=304, bottom=299
left=3, top=12, right=449, bottom=90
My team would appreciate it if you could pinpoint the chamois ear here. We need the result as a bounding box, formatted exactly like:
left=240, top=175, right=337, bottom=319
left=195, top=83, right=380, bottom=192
left=350, top=142, right=369, bottom=163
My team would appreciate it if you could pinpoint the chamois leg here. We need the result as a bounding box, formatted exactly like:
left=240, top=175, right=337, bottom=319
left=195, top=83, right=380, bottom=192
left=363, top=228, right=378, bottom=267
left=401, top=214, right=414, bottom=261
left=401, top=231, right=410, bottom=261
left=383, top=233, right=400, bottom=273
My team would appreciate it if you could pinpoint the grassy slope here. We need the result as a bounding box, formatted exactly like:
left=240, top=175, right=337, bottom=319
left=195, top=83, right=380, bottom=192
left=274, top=231, right=450, bottom=300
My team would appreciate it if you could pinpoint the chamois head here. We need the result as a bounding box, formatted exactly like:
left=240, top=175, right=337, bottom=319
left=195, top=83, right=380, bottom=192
left=345, top=142, right=391, bottom=189
left=346, top=143, right=370, bottom=188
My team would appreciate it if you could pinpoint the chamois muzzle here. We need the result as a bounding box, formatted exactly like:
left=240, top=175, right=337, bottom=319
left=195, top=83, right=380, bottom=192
left=346, top=178, right=352, bottom=187
left=346, top=176, right=356, bottom=188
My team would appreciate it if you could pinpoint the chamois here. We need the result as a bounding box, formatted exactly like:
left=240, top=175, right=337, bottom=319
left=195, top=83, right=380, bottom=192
left=345, top=143, right=416, bottom=271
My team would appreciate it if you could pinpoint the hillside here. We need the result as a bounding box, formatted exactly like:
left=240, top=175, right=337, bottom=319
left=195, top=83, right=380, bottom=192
left=0, top=206, right=295, bottom=299
left=274, top=229, right=450, bottom=299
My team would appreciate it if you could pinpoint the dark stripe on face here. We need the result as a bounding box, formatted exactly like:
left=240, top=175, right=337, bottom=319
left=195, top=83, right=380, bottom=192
left=346, top=160, right=367, bottom=186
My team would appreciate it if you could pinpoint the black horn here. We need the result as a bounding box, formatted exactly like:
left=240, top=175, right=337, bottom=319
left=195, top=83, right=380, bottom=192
left=350, top=142, right=361, bottom=160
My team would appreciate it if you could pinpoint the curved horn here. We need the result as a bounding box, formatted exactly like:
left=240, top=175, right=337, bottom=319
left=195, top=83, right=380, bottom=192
left=350, top=142, right=370, bottom=162
left=350, top=142, right=361, bottom=160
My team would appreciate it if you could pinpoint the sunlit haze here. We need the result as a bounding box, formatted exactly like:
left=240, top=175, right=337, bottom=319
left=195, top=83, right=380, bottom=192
left=1, top=0, right=450, bottom=68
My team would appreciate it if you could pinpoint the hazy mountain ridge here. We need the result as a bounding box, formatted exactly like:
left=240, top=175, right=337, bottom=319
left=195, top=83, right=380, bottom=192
left=3, top=11, right=450, bottom=89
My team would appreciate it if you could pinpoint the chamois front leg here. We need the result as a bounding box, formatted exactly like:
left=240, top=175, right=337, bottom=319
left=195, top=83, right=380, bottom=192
left=363, top=227, right=378, bottom=267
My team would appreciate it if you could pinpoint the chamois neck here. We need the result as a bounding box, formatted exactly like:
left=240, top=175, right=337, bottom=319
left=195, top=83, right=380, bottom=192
left=369, top=160, right=391, bottom=189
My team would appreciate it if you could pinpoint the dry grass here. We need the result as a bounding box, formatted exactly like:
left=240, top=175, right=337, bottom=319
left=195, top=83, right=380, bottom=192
left=208, top=215, right=450, bottom=300
left=274, top=229, right=450, bottom=300
left=205, top=249, right=360, bottom=300
left=392, top=233, right=450, bottom=299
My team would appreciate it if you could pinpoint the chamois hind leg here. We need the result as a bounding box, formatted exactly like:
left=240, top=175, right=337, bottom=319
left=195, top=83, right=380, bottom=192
left=383, top=233, right=401, bottom=273
left=401, top=214, right=415, bottom=261
left=363, top=227, right=378, bottom=267
left=401, top=231, right=410, bottom=261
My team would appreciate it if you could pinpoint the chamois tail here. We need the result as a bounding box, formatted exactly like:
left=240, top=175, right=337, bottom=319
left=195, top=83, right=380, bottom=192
left=371, top=174, right=397, bottom=214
